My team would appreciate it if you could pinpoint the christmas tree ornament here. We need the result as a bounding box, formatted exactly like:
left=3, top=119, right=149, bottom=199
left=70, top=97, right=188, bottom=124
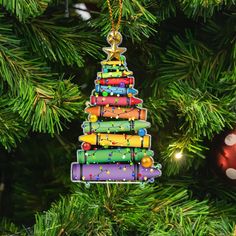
left=71, top=0, right=162, bottom=185
left=213, top=128, right=236, bottom=182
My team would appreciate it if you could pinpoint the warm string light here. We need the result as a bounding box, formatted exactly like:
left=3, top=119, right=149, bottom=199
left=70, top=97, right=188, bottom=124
left=175, top=151, right=183, bottom=159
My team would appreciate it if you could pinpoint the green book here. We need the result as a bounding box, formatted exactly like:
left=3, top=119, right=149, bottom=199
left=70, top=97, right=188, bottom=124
left=77, top=148, right=154, bottom=164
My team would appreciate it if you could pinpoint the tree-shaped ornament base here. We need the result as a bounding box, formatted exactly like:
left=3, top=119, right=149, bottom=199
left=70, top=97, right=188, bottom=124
left=71, top=31, right=162, bottom=185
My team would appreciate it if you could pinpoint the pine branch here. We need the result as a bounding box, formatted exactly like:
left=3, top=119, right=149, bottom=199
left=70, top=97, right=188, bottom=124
left=0, top=218, right=28, bottom=236
left=217, top=69, right=236, bottom=112
left=0, top=16, right=33, bottom=92
left=144, top=97, right=170, bottom=128
left=168, top=81, right=235, bottom=139
left=158, top=31, right=213, bottom=84
left=150, top=214, right=233, bottom=235
left=17, top=19, right=102, bottom=67
left=179, top=0, right=236, bottom=19
left=12, top=77, right=85, bottom=134
left=32, top=184, right=235, bottom=235
left=0, top=0, right=50, bottom=22
left=185, top=174, right=236, bottom=203
left=0, top=13, right=86, bottom=137
left=202, top=14, right=236, bottom=61
left=153, top=29, right=234, bottom=94
left=92, top=0, right=158, bottom=42
left=156, top=79, right=236, bottom=175
left=0, top=16, right=53, bottom=93
left=10, top=136, right=72, bottom=223
left=0, top=98, right=28, bottom=150
left=160, top=135, right=207, bottom=176
left=156, top=0, right=177, bottom=20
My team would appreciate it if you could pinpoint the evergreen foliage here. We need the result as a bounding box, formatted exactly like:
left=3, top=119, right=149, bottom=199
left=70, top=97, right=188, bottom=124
left=0, top=0, right=236, bottom=235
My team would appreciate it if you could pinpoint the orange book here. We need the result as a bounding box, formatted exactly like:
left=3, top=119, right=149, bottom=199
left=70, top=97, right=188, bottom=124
left=85, top=106, right=147, bottom=120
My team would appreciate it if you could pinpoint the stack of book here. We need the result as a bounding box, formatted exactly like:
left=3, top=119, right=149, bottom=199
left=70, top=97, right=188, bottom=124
left=71, top=54, right=162, bottom=184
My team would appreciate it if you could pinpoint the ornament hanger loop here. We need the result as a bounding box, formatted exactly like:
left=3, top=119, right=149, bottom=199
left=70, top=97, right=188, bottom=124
left=106, top=0, right=123, bottom=33
left=107, top=31, right=122, bottom=46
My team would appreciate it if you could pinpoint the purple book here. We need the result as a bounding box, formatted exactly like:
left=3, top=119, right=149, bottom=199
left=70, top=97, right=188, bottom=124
left=71, top=162, right=161, bottom=182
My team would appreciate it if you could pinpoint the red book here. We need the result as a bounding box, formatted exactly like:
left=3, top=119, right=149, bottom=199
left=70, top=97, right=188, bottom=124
left=90, top=96, right=142, bottom=106
left=96, top=77, right=134, bottom=86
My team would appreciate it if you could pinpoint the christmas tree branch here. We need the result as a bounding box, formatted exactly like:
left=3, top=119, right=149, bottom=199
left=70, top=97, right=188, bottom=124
left=17, top=19, right=102, bottom=67
left=144, top=97, right=170, bottom=128
left=91, top=0, right=158, bottom=42
left=168, top=81, right=235, bottom=139
left=9, top=136, right=72, bottom=223
left=158, top=31, right=212, bottom=84
left=0, top=218, right=28, bottom=236
left=179, top=0, right=235, bottom=19
left=0, top=98, right=28, bottom=150
left=30, top=184, right=235, bottom=235
left=12, top=78, right=85, bottom=134
left=0, top=17, right=34, bottom=92
left=0, top=0, right=50, bottom=22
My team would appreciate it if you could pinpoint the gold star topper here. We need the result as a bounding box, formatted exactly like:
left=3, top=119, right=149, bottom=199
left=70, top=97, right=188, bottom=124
left=103, top=31, right=126, bottom=61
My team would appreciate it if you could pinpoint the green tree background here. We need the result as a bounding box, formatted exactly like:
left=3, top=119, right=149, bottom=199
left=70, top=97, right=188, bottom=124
left=0, top=0, right=236, bottom=235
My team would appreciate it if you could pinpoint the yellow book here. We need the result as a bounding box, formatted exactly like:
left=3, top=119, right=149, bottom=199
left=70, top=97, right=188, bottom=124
left=79, top=133, right=151, bottom=148
left=101, top=60, right=123, bottom=65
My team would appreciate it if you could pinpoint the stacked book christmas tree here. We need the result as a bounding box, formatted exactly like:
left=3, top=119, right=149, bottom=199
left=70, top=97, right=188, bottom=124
left=71, top=31, right=162, bottom=184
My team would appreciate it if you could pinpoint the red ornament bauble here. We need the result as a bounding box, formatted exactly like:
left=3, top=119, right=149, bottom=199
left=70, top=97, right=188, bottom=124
left=214, top=128, right=236, bottom=182
left=82, top=142, right=91, bottom=151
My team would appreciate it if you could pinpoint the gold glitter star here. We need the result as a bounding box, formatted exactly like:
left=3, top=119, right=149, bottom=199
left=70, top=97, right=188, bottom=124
left=103, top=43, right=126, bottom=61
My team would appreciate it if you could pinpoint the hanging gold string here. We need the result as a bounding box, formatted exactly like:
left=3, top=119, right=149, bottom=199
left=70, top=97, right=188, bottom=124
left=106, top=0, right=123, bottom=33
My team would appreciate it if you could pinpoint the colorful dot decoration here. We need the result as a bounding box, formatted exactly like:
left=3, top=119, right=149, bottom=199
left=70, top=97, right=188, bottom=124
left=89, top=115, right=98, bottom=122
